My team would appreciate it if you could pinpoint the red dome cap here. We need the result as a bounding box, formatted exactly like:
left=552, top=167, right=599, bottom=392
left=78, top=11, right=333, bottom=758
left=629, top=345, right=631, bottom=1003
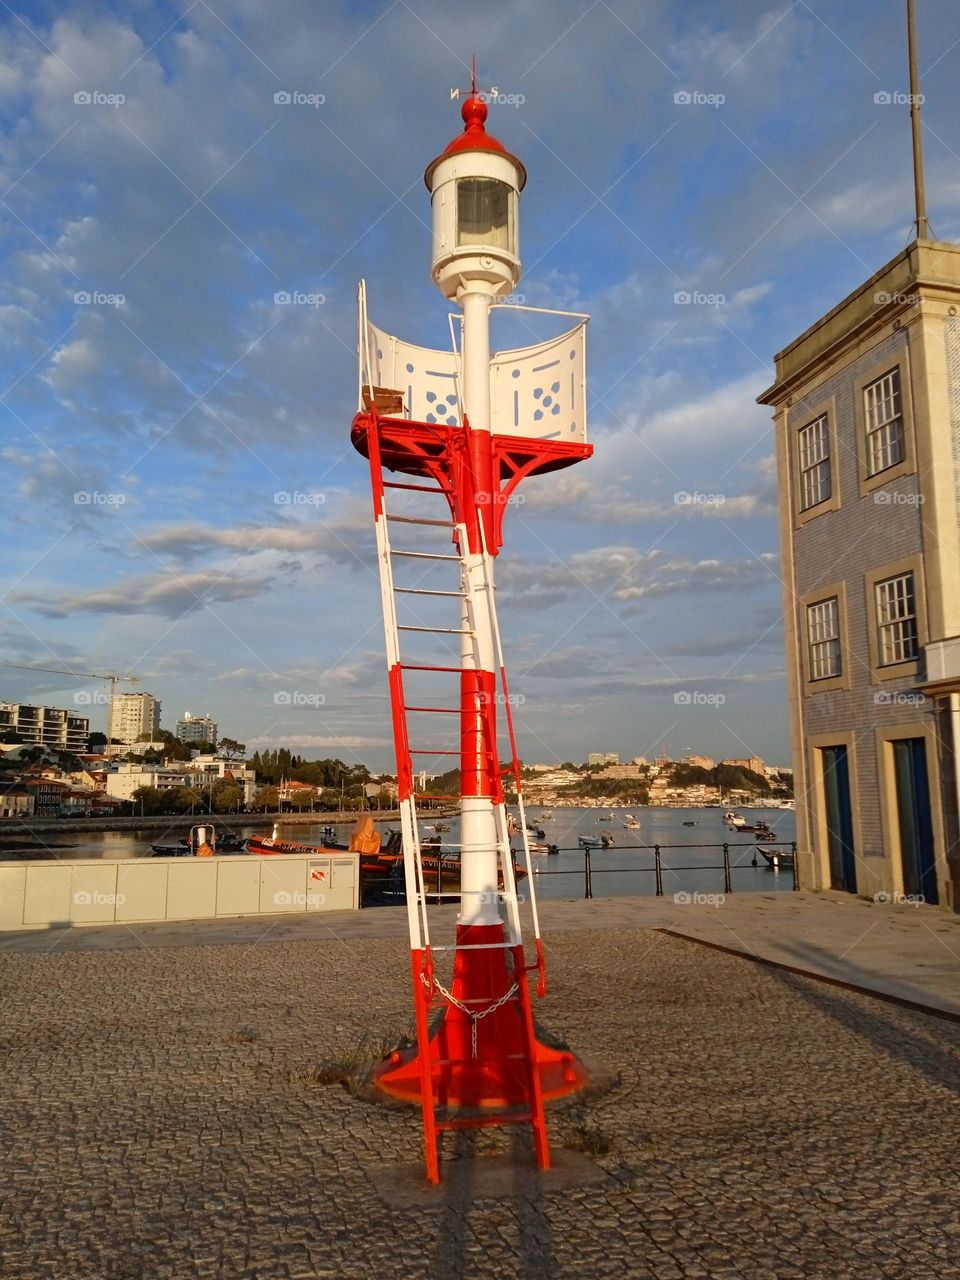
left=424, top=94, right=527, bottom=190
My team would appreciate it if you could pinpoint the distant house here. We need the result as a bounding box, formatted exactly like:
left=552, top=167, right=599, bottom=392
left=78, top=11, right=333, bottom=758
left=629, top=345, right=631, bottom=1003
left=0, top=782, right=33, bottom=818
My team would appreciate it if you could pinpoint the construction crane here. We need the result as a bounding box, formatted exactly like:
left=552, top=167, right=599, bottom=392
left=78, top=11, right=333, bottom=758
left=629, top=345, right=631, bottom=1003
left=0, top=663, right=139, bottom=738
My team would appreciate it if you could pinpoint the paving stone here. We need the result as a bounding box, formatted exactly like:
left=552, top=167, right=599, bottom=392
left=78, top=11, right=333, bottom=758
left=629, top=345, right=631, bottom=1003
left=1, top=928, right=958, bottom=1279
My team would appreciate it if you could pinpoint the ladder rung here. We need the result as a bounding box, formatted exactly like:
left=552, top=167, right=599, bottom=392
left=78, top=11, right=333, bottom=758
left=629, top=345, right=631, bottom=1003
left=399, top=663, right=464, bottom=673
left=398, top=624, right=474, bottom=635
left=428, top=941, right=518, bottom=952
left=403, top=705, right=460, bottom=714
left=410, top=749, right=460, bottom=756
left=436, top=1113, right=532, bottom=1132
left=383, top=480, right=452, bottom=495
left=413, top=792, right=461, bottom=800
left=392, top=549, right=461, bottom=561
left=386, top=514, right=455, bottom=528
left=395, top=587, right=467, bottom=598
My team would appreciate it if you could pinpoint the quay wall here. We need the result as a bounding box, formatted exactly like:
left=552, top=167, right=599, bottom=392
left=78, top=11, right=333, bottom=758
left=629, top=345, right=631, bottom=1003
left=0, top=852, right=360, bottom=931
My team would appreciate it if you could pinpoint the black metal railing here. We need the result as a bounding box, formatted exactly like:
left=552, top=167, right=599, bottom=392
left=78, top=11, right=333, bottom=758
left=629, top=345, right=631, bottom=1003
left=527, top=840, right=800, bottom=900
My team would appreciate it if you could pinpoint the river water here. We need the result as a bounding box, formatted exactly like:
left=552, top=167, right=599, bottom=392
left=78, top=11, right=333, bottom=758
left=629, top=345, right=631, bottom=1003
left=12, top=804, right=797, bottom=901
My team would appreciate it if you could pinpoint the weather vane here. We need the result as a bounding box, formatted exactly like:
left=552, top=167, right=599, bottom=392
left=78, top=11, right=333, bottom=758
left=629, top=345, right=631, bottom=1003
left=449, top=53, right=498, bottom=102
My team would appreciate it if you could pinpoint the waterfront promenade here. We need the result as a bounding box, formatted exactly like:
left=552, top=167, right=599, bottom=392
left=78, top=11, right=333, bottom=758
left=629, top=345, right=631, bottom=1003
left=1, top=893, right=958, bottom=1278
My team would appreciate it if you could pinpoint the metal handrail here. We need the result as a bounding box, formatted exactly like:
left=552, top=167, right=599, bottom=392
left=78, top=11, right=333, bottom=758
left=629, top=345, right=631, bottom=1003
left=524, top=840, right=800, bottom=900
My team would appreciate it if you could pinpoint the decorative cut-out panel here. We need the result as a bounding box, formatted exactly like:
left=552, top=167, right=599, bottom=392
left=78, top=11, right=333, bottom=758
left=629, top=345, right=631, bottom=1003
left=490, top=323, right=586, bottom=443
left=358, top=284, right=587, bottom=442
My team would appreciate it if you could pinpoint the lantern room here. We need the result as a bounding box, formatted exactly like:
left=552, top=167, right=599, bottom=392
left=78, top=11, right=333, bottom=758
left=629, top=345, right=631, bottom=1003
left=424, top=95, right=526, bottom=301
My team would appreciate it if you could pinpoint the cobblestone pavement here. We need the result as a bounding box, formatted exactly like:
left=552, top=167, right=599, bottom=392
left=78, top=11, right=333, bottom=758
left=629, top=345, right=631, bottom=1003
left=2, top=927, right=959, bottom=1280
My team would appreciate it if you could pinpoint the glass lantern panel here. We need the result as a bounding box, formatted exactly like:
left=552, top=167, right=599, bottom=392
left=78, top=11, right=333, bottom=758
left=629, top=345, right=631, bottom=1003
left=456, top=178, right=512, bottom=250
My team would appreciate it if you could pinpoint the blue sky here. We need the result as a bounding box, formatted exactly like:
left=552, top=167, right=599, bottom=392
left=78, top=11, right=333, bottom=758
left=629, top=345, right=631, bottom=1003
left=2, top=0, right=959, bottom=771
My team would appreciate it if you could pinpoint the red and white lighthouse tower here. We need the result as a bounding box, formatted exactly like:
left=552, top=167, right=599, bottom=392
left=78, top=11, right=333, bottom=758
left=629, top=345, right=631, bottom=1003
left=352, top=86, right=592, bottom=1183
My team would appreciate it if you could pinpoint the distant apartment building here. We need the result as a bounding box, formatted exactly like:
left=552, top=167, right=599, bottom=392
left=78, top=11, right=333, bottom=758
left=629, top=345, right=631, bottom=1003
left=186, top=755, right=256, bottom=806
left=0, top=702, right=89, bottom=752
left=596, top=764, right=645, bottom=779
left=759, top=238, right=960, bottom=911
left=175, top=712, right=218, bottom=748
left=108, top=693, right=160, bottom=749
left=105, top=762, right=190, bottom=802
left=684, top=754, right=715, bottom=770
left=587, top=752, right=619, bottom=766
left=720, top=757, right=766, bottom=776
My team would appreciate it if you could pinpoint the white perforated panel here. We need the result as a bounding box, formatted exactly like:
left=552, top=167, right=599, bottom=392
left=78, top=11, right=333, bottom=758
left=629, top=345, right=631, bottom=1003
left=363, top=322, right=461, bottom=425
left=358, top=284, right=588, bottom=443
left=490, top=323, right=586, bottom=443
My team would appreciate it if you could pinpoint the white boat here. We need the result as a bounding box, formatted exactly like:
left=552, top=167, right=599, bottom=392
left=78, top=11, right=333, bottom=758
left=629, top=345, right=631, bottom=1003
left=724, top=810, right=747, bottom=829
left=623, top=817, right=640, bottom=830
left=578, top=834, right=603, bottom=848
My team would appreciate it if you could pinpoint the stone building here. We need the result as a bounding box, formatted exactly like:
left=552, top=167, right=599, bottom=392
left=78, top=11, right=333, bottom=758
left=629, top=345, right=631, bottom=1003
left=759, top=239, right=960, bottom=910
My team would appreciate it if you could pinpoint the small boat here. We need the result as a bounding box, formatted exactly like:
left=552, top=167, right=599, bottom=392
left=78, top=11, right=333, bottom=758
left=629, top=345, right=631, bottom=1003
left=682, top=820, right=698, bottom=828
left=525, top=824, right=546, bottom=839
left=541, top=810, right=554, bottom=820
left=724, top=810, right=747, bottom=829
left=527, top=841, right=559, bottom=856
left=622, top=815, right=639, bottom=829
left=740, top=820, right=776, bottom=837
left=597, top=813, right=614, bottom=823
left=600, top=832, right=616, bottom=848
left=756, top=845, right=794, bottom=869
left=151, top=823, right=241, bottom=857
left=432, top=822, right=451, bottom=833
left=578, top=834, right=602, bottom=849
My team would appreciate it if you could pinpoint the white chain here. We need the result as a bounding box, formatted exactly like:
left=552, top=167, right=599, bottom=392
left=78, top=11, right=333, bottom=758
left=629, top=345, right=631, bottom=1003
left=423, top=974, right=519, bottom=1058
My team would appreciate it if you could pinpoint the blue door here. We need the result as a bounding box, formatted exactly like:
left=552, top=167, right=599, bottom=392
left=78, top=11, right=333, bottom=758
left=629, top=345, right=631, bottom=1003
left=822, top=745, right=856, bottom=893
left=892, top=738, right=938, bottom=905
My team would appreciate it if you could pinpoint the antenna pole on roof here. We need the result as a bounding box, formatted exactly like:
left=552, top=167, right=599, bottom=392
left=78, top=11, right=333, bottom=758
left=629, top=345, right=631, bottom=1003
left=907, top=0, right=929, bottom=240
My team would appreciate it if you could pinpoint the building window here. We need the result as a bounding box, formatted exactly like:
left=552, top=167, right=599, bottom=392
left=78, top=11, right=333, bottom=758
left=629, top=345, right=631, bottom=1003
left=807, top=597, right=841, bottom=680
left=798, top=414, right=832, bottom=511
left=875, top=572, right=918, bottom=665
left=863, top=368, right=904, bottom=477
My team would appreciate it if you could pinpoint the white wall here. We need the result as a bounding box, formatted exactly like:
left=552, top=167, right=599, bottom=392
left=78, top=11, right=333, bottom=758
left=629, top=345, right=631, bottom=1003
left=0, top=853, right=360, bottom=930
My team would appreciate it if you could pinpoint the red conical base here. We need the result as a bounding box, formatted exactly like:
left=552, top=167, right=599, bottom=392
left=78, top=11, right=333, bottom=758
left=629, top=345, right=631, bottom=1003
left=374, top=924, right=590, bottom=1109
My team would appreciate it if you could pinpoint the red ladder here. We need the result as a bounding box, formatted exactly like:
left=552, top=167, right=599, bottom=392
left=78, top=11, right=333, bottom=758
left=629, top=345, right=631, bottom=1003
left=359, top=412, right=565, bottom=1183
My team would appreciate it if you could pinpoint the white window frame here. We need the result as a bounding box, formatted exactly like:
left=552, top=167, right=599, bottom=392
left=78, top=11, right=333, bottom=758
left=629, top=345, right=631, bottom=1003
left=863, top=367, right=905, bottom=478
left=798, top=414, right=832, bottom=511
left=875, top=571, right=918, bottom=665
left=807, top=597, right=841, bottom=680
